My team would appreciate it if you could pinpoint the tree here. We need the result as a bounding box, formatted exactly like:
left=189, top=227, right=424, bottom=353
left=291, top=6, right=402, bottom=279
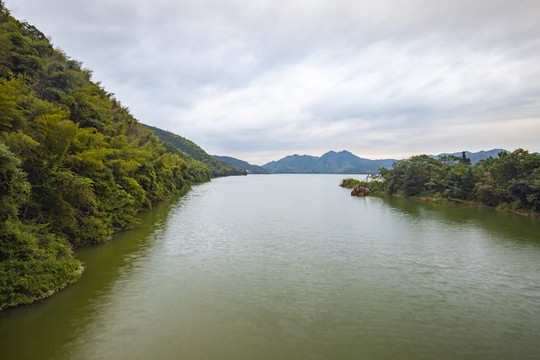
left=0, top=77, right=25, bottom=132
left=0, top=141, right=29, bottom=220
left=459, top=151, right=471, bottom=165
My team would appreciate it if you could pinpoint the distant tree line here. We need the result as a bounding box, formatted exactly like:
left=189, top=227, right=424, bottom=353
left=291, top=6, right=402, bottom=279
left=367, top=150, right=540, bottom=214
left=0, top=3, right=213, bottom=309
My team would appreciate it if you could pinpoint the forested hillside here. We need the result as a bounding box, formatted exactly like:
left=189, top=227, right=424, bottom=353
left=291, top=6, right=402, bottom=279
left=212, top=155, right=269, bottom=174
left=144, top=125, right=246, bottom=177
left=0, top=3, right=212, bottom=309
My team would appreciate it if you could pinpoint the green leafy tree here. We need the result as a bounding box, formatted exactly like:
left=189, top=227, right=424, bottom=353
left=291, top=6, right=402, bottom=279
left=0, top=141, right=29, bottom=220
left=0, top=142, right=81, bottom=309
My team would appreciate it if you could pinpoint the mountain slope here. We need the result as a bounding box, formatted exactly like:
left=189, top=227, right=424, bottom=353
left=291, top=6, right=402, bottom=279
left=263, top=154, right=319, bottom=173
left=213, top=155, right=269, bottom=174
left=263, top=151, right=395, bottom=174
left=144, top=125, right=245, bottom=177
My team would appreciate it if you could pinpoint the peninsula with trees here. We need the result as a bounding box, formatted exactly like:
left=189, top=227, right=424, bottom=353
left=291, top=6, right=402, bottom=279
left=342, top=150, right=540, bottom=216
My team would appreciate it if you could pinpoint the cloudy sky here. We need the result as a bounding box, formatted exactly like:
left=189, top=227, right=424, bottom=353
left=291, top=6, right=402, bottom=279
left=7, top=0, right=540, bottom=164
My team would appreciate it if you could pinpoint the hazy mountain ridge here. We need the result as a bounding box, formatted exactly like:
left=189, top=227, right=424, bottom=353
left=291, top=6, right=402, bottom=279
left=263, top=149, right=507, bottom=174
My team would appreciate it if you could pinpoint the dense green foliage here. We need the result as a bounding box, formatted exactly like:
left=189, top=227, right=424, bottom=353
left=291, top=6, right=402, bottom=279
left=340, top=176, right=385, bottom=192
left=372, top=150, right=540, bottom=214
left=0, top=3, right=211, bottom=309
left=144, top=125, right=246, bottom=177
left=213, top=155, right=269, bottom=174
left=339, top=178, right=362, bottom=188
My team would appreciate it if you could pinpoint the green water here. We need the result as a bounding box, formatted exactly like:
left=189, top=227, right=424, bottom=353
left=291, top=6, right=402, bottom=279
left=1, top=174, right=539, bottom=359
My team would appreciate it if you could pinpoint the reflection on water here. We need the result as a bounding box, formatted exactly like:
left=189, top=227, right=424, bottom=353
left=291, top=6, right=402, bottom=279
left=1, top=174, right=539, bottom=360
left=380, top=195, right=540, bottom=244
left=0, top=198, right=180, bottom=360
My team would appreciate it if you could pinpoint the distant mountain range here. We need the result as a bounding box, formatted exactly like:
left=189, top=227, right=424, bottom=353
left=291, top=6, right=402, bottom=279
left=261, top=149, right=507, bottom=174
left=435, top=149, right=508, bottom=165
left=262, top=151, right=394, bottom=174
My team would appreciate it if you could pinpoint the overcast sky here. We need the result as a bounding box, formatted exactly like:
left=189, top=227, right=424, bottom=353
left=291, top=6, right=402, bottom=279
left=7, top=0, right=540, bottom=164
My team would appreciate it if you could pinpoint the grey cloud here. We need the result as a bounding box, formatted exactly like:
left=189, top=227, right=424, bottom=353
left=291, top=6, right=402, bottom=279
left=7, top=0, right=540, bottom=163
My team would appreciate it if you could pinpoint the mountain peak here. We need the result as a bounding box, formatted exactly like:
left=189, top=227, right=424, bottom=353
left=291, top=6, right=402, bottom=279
left=263, top=150, right=394, bottom=174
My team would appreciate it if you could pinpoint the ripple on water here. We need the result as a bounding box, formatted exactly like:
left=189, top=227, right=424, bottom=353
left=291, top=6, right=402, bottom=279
left=1, top=175, right=539, bottom=360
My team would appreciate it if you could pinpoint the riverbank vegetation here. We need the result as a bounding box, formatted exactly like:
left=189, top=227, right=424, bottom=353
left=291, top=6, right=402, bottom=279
left=340, top=177, right=384, bottom=192
left=0, top=3, right=218, bottom=309
left=349, top=150, right=539, bottom=216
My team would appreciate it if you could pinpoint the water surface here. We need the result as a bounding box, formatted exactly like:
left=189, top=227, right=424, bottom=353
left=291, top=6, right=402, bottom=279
left=1, top=174, right=539, bottom=359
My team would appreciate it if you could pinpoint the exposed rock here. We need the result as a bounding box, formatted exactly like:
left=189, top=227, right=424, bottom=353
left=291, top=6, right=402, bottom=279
left=351, top=185, right=370, bottom=196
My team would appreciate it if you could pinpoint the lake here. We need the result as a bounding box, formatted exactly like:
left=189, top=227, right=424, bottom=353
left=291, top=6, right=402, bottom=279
left=1, top=174, right=539, bottom=359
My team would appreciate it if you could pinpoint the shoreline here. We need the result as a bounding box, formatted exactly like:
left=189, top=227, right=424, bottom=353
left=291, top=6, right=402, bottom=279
left=371, top=192, right=539, bottom=219
left=0, top=186, right=198, bottom=312
left=339, top=178, right=539, bottom=220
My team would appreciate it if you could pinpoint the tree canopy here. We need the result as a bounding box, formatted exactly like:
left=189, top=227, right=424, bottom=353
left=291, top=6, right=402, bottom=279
left=373, top=149, right=540, bottom=214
